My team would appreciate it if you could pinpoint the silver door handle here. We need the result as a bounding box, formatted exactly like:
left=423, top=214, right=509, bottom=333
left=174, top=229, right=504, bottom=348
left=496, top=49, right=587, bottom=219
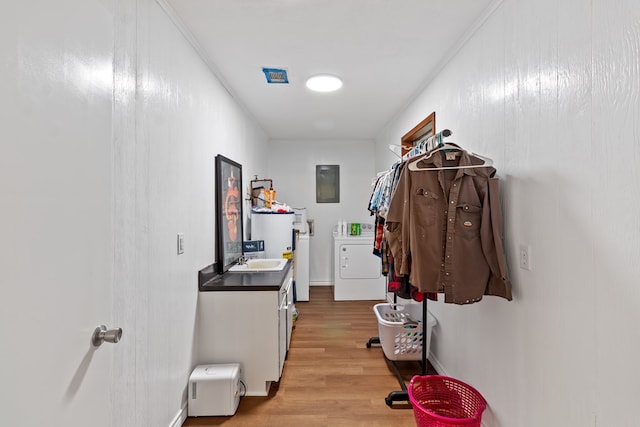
left=92, top=325, right=123, bottom=347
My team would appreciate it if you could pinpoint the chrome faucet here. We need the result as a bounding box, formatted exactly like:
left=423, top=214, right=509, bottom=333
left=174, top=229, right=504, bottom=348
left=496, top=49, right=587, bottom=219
left=237, top=255, right=247, bottom=265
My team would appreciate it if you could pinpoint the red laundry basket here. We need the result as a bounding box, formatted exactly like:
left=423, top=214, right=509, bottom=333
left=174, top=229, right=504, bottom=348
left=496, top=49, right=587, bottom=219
left=408, top=375, right=487, bottom=427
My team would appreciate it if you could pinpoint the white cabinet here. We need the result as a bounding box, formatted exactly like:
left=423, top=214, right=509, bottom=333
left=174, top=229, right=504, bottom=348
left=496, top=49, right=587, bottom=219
left=278, top=274, right=294, bottom=377
left=196, top=267, right=294, bottom=396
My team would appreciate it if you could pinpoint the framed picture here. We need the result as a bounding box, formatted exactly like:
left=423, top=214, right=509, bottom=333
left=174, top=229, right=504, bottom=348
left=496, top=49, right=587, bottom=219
left=215, top=155, right=243, bottom=273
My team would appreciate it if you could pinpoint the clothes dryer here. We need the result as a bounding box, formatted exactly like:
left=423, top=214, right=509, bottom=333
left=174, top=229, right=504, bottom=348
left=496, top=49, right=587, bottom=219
left=332, top=224, right=386, bottom=301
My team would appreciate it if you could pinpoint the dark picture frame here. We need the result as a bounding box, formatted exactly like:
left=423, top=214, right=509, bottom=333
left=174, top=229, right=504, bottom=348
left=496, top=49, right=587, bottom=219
left=215, top=155, right=243, bottom=273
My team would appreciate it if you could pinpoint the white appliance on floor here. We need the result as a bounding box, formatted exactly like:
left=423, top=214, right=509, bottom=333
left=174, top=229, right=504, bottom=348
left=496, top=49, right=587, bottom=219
left=188, top=363, right=241, bottom=417
left=293, top=207, right=310, bottom=301
left=251, top=211, right=295, bottom=258
left=332, top=223, right=386, bottom=301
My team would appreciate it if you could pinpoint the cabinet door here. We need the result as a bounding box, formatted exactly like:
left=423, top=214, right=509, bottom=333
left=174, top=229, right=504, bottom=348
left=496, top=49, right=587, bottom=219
left=285, top=275, right=294, bottom=350
left=278, top=269, right=294, bottom=376
left=278, top=294, right=287, bottom=377
left=198, top=291, right=279, bottom=396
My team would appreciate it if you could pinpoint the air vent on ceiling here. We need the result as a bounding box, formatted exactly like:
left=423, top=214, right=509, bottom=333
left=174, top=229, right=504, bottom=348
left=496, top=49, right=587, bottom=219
left=262, top=68, right=289, bottom=84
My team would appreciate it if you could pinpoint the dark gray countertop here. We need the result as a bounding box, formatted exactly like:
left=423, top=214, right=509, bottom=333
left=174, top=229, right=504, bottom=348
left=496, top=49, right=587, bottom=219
left=198, top=261, right=292, bottom=292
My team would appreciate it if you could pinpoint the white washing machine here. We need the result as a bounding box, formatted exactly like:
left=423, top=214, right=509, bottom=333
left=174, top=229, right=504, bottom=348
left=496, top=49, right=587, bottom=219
left=333, top=224, right=386, bottom=301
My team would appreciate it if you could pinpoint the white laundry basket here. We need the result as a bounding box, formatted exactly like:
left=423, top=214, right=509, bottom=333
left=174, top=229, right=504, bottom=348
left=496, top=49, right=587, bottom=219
left=373, top=303, right=437, bottom=361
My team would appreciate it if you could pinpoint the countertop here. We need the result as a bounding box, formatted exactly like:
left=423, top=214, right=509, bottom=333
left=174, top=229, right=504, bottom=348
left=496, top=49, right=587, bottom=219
left=198, top=261, right=292, bottom=292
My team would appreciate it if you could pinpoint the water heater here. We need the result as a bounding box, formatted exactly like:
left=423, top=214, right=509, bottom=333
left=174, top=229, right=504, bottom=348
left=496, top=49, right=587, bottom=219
left=250, top=212, right=295, bottom=259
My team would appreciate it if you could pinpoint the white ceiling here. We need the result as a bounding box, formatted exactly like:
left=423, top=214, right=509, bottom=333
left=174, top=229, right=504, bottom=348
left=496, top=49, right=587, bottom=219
left=164, top=0, right=497, bottom=140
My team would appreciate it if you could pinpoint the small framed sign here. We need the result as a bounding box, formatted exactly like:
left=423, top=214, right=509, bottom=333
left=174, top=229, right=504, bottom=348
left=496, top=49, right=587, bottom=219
left=316, top=165, right=340, bottom=203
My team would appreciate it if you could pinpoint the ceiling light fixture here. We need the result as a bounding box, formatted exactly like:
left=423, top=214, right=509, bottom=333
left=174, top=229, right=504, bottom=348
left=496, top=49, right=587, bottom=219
left=305, top=74, right=343, bottom=92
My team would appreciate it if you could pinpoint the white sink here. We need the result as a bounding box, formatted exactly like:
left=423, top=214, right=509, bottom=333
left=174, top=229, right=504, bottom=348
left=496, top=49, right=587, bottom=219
left=228, top=258, right=288, bottom=272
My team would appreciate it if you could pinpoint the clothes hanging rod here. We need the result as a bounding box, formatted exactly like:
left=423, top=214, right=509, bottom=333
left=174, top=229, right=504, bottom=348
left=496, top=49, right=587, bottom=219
left=414, top=129, right=452, bottom=146
left=402, top=128, right=453, bottom=161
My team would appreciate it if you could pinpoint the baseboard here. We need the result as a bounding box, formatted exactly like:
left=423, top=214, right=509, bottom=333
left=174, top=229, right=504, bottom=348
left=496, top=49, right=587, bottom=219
left=427, top=353, right=448, bottom=376
left=309, top=282, right=332, bottom=287
left=169, top=403, right=188, bottom=427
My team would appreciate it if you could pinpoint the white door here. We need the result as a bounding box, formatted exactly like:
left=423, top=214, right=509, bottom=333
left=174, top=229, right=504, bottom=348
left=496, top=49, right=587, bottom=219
left=0, top=2, right=122, bottom=425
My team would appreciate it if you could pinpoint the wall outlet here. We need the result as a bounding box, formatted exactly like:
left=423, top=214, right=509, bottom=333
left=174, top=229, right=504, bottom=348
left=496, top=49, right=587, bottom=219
left=177, top=233, right=185, bottom=255
left=519, top=244, right=531, bottom=270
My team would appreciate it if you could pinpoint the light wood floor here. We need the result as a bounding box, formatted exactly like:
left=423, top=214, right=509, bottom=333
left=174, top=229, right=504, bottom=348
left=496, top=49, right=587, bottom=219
left=183, top=286, right=435, bottom=427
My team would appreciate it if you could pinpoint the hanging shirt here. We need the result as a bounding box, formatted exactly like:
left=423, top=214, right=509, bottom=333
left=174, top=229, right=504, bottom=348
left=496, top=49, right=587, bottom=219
left=385, top=149, right=512, bottom=304
left=368, top=162, right=404, bottom=219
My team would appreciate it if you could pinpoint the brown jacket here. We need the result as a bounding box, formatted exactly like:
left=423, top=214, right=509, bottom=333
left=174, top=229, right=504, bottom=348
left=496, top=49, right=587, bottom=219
left=385, top=149, right=512, bottom=304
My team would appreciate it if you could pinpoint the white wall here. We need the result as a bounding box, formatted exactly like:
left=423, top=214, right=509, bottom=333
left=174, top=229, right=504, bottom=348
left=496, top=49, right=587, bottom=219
left=126, top=1, right=267, bottom=425
left=267, top=140, right=377, bottom=284
left=375, top=0, right=640, bottom=425
left=0, top=1, right=267, bottom=426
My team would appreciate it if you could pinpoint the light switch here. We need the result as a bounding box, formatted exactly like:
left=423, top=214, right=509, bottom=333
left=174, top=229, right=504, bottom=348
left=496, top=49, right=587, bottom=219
left=177, top=233, right=185, bottom=255
left=519, top=244, right=531, bottom=270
